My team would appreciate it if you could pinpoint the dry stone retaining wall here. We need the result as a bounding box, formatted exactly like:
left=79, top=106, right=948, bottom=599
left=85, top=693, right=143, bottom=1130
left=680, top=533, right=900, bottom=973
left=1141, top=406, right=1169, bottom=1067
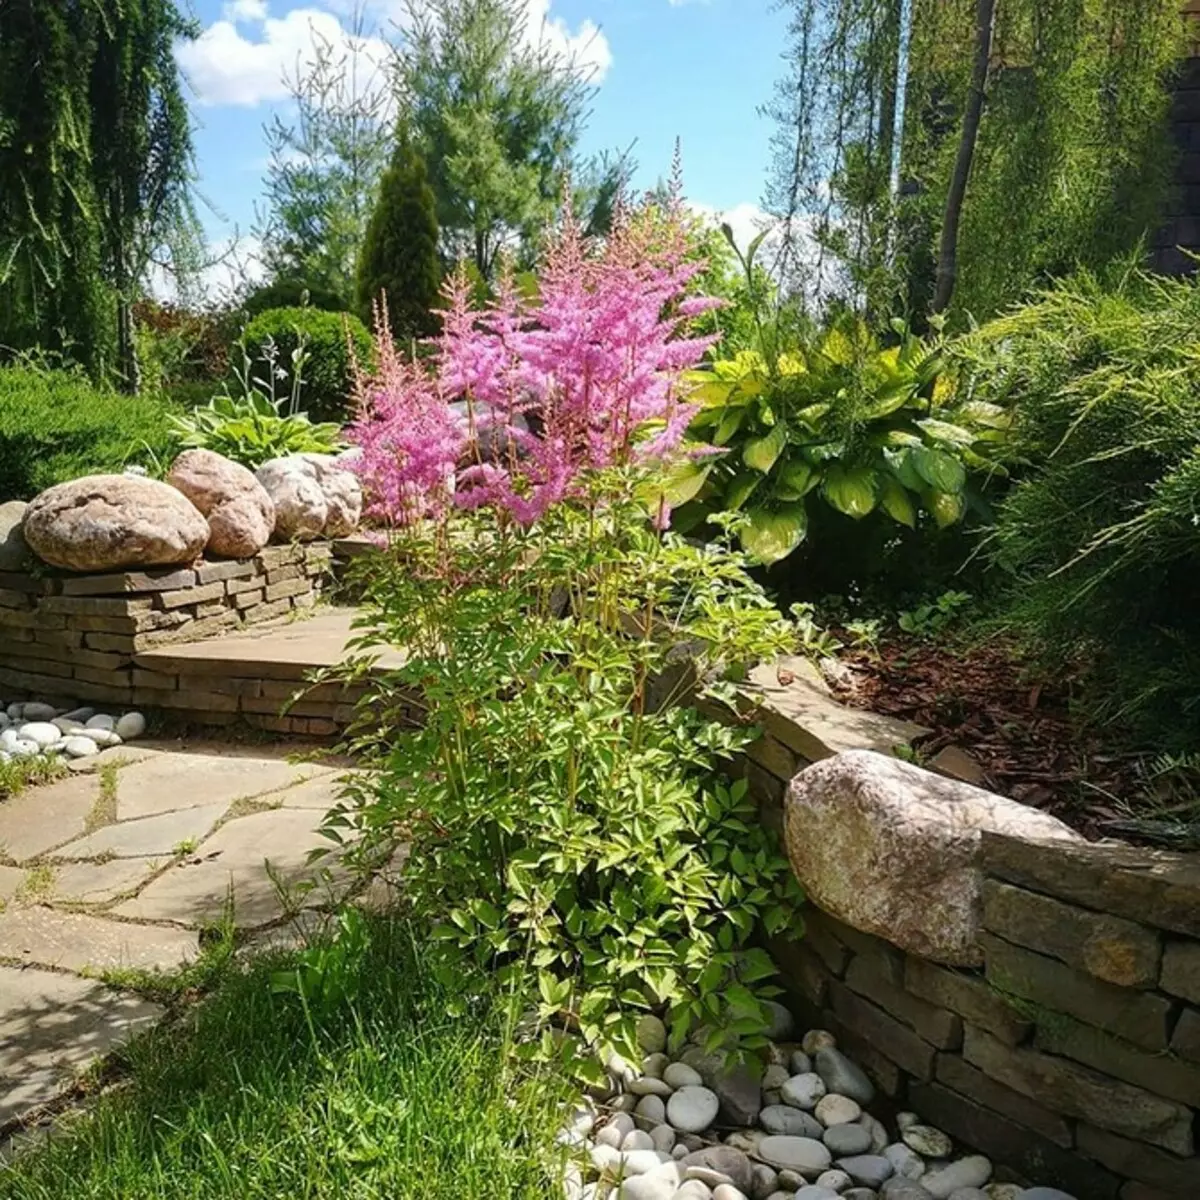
left=0, top=543, right=350, bottom=735
left=737, top=682, right=1200, bottom=1198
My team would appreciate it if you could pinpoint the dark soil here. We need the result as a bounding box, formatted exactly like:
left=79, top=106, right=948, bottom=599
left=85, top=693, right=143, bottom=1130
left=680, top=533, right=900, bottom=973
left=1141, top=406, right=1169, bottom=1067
left=823, top=631, right=1151, bottom=843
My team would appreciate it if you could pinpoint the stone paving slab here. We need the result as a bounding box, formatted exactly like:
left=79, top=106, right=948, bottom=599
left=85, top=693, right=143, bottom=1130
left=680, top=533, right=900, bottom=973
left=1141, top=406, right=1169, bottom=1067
left=65, top=744, right=164, bottom=776
left=50, top=857, right=166, bottom=905
left=0, top=907, right=199, bottom=973
left=0, top=775, right=99, bottom=864
left=0, top=865, right=24, bottom=904
left=51, top=804, right=228, bottom=860
left=114, top=807, right=344, bottom=928
left=272, top=772, right=355, bottom=809
left=115, top=750, right=334, bottom=820
left=0, top=965, right=162, bottom=1126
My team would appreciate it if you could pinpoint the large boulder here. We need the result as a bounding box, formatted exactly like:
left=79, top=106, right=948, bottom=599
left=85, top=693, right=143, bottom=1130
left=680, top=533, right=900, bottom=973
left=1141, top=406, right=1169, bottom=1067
left=255, top=454, right=361, bottom=541
left=166, top=449, right=275, bottom=559
left=0, top=501, right=30, bottom=570
left=22, top=475, right=209, bottom=572
left=784, top=750, right=1082, bottom=965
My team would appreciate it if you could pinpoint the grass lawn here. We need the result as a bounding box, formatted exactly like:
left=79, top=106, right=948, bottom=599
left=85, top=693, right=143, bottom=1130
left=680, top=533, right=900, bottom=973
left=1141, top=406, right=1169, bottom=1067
left=0, top=916, right=572, bottom=1200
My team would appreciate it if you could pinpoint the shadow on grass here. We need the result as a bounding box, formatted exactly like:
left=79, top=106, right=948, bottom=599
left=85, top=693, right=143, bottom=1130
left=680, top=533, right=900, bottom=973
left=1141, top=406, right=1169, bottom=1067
left=0, top=915, right=573, bottom=1200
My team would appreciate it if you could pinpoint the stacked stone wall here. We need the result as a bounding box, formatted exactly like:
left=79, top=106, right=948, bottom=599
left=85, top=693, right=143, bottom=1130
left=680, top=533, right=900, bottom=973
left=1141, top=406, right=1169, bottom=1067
left=0, top=544, right=345, bottom=733
left=745, top=738, right=1200, bottom=1198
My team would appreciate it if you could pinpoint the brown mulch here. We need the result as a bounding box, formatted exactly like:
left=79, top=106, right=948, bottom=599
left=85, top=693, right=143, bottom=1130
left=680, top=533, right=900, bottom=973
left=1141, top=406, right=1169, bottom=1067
left=822, top=632, right=1142, bottom=841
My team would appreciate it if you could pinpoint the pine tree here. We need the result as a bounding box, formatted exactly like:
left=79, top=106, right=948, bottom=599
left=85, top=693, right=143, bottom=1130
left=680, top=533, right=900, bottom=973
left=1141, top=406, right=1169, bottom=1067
left=356, top=132, right=442, bottom=342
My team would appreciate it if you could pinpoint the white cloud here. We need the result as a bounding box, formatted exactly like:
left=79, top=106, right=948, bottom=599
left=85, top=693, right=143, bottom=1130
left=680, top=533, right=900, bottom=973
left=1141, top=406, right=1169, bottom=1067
left=223, top=0, right=269, bottom=22
left=522, top=0, right=611, bottom=81
left=146, top=235, right=267, bottom=306
left=181, top=0, right=611, bottom=110
left=177, top=6, right=391, bottom=108
left=691, top=201, right=774, bottom=256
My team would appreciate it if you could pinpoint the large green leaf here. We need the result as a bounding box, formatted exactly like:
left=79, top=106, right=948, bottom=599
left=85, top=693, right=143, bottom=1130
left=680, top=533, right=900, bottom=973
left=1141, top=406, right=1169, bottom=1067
left=878, top=475, right=916, bottom=527
left=926, top=488, right=966, bottom=528
left=740, top=503, right=809, bottom=564
left=724, top=472, right=761, bottom=511
left=743, top=422, right=787, bottom=473
left=688, top=379, right=736, bottom=408
left=861, top=384, right=917, bottom=420
left=654, top=460, right=712, bottom=506
left=821, top=465, right=879, bottom=518
left=714, top=406, right=746, bottom=446
left=773, top=459, right=818, bottom=501
left=886, top=447, right=926, bottom=491
left=917, top=418, right=974, bottom=447
left=911, top=445, right=966, bottom=493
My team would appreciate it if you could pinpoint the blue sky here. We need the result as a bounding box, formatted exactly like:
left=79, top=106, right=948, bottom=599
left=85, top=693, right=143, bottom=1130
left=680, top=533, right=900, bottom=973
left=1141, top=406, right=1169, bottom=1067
left=177, top=0, right=787, bottom=290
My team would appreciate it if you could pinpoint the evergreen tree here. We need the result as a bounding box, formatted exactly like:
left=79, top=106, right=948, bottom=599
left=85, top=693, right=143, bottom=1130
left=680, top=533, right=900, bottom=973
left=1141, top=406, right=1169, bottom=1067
left=395, top=0, right=591, bottom=280
left=91, top=0, right=201, bottom=390
left=0, top=0, right=198, bottom=385
left=0, top=0, right=110, bottom=375
left=356, top=132, right=442, bottom=341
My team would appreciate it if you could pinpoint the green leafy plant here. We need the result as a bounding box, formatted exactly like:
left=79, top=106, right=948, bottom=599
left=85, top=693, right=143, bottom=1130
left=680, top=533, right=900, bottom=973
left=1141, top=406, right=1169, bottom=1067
left=327, top=472, right=803, bottom=1073
left=240, top=306, right=373, bottom=423
left=668, top=226, right=1007, bottom=565
left=271, top=907, right=373, bottom=1021
left=897, top=589, right=974, bottom=638
left=679, top=308, right=1007, bottom=563
left=171, top=333, right=345, bottom=469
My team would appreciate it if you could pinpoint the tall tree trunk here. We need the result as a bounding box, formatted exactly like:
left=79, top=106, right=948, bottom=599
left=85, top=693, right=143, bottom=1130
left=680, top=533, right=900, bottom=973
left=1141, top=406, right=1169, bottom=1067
left=931, top=0, right=996, bottom=314
left=116, top=292, right=140, bottom=395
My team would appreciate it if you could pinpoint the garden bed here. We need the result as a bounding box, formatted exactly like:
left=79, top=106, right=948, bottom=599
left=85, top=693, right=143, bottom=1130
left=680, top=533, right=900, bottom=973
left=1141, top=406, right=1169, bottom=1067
left=822, top=633, right=1156, bottom=845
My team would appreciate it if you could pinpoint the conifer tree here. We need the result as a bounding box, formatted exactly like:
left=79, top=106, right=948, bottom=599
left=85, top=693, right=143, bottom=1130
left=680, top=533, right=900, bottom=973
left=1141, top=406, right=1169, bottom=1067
left=356, top=132, right=442, bottom=341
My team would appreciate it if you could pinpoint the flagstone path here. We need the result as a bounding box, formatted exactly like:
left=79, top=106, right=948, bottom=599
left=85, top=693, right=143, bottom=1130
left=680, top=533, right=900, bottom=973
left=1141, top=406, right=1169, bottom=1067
left=0, top=739, right=359, bottom=1131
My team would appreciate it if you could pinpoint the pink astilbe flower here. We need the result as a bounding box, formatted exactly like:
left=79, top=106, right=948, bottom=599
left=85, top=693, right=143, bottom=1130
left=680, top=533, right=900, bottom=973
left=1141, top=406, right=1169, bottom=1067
left=347, top=194, right=719, bottom=527
left=346, top=299, right=467, bottom=525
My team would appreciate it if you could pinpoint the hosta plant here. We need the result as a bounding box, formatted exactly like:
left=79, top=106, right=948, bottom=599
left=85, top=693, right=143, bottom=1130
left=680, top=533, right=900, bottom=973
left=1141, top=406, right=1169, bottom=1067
left=676, top=314, right=1009, bottom=563
left=170, top=333, right=345, bottom=469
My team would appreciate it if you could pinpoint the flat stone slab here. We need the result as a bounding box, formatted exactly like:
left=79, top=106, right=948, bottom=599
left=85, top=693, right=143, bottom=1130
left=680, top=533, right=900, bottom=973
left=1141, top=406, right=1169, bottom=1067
left=51, top=804, right=228, bottom=860
left=0, top=906, right=198, bottom=972
left=114, top=750, right=333, bottom=820
left=0, top=965, right=161, bottom=1126
left=273, top=772, right=354, bottom=810
left=0, top=864, right=24, bottom=903
left=65, top=743, right=164, bottom=775
left=114, top=807, right=345, bottom=928
left=50, top=857, right=166, bottom=904
left=745, top=656, right=929, bottom=762
left=134, top=606, right=406, bottom=680
left=0, top=774, right=99, bottom=863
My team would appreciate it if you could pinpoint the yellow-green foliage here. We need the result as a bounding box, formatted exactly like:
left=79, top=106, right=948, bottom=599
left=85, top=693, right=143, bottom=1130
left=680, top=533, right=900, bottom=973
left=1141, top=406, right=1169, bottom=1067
left=0, top=364, right=175, bottom=501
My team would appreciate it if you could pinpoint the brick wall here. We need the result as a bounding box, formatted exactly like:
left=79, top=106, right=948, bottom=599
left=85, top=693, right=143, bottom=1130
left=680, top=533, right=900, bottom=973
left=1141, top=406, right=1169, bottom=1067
left=749, top=744, right=1200, bottom=1198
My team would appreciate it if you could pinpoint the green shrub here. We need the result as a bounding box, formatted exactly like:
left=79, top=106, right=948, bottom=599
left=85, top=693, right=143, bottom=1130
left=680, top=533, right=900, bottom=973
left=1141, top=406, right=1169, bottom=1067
left=953, top=266, right=1200, bottom=747
left=241, top=276, right=350, bottom=317
left=240, top=307, right=372, bottom=423
left=0, top=364, right=175, bottom=501
left=329, top=474, right=803, bottom=1072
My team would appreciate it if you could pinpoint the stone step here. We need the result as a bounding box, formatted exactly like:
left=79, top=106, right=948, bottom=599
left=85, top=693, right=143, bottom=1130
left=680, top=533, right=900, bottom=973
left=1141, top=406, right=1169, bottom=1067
left=126, top=608, right=409, bottom=735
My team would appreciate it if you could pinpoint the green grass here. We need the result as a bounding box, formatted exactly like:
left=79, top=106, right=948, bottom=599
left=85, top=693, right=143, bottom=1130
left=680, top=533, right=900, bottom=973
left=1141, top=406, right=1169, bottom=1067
left=0, top=917, right=572, bottom=1199
left=0, top=756, right=67, bottom=807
